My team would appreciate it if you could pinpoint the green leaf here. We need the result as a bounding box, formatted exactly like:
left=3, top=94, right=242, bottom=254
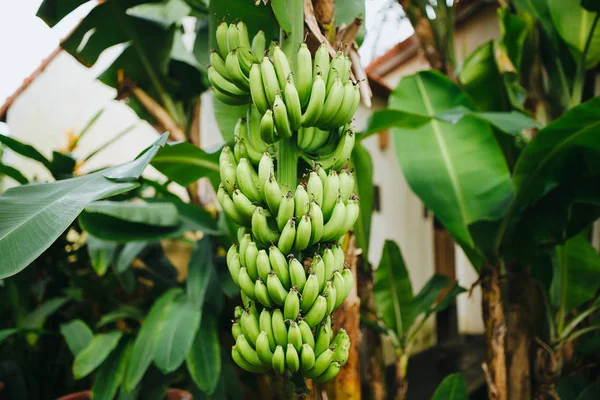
left=335, top=0, right=366, bottom=44
left=20, top=297, right=68, bottom=329
left=582, top=0, right=600, bottom=13
left=153, top=295, right=202, bottom=373
left=373, top=240, right=413, bottom=339
left=512, top=97, right=600, bottom=211
left=60, top=319, right=94, bottom=356
left=429, top=282, right=467, bottom=315
left=0, top=133, right=168, bottom=279
left=126, top=0, right=191, bottom=28
left=85, top=200, right=180, bottom=227
left=557, top=376, right=592, bottom=400
left=0, top=329, right=19, bottom=345
left=168, top=199, right=219, bottom=234
left=73, top=331, right=123, bottom=379
left=411, top=275, right=450, bottom=317
left=0, top=163, right=28, bottom=184
left=187, top=237, right=213, bottom=308
left=92, top=341, right=132, bottom=400
left=151, top=142, right=220, bottom=187
left=388, top=71, right=513, bottom=269
left=87, top=236, right=118, bottom=276
left=552, top=235, right=600, bottom=311
left=270, top=0, right=292, bottom=34
left=37, top=0, right=90, bottom=26
left=499, top=7, right=529, bottom=72
left=577, top=384, right=600, bottom=400
left=351, top=143, right=373, bottom=261
left=97, top=306, right=144, bottom=328
left=212, top=95, right=248, bottom=143
left=124, top=288, right=182, bottom=391
left=431, top=374, right=468, bottom=400
left=115, top=242, right=148, bottom=273
left=0, top=134, right=51, bottom=167
left=549, top=0, right=600, bottom=69
left=187, top=313, right=221, bottom=394
left=79, top=212, right=181, bottom=242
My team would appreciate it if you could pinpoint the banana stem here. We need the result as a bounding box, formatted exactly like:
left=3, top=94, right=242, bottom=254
left=277, top=0, right=304, bottom=190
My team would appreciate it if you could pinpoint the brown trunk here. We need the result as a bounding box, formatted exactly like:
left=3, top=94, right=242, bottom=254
left=358, top=266, right=387, bottom=400
left=507, top=270, right=534, bottom=400
left=481, top=264, right=508, bottom=400
left=394, top=353, right=409, bottom=400
left=324, top=232, right=361, bottom=399
left=312, top=0, right=335, bottom=42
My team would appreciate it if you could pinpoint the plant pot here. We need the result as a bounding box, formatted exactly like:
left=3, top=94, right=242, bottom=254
left=57, top=388, right=192, bottom=400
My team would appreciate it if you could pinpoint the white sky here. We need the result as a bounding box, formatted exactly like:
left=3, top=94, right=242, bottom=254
left=0, top=0, right=409, bottom=107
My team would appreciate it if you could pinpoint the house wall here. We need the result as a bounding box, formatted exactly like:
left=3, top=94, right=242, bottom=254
left=377, top=3, right=501, bottom=335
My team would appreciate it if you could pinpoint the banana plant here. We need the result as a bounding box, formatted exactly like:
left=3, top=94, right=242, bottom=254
left=369, top=240, right=465, bottom=399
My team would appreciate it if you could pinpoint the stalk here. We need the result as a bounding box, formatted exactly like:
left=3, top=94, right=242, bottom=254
left=276, top=0, right=304, bottom=189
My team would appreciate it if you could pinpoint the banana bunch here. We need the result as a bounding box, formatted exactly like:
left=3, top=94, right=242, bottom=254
left=231, top=299, right=351, bottom=380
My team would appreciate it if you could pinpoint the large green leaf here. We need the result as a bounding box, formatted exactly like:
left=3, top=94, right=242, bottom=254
left=0, top=133, right=51, bottom=168
left=552, top=235, right=600, bottom=311
left=85, top=201, right=179, bottom=227
left=73, top=331, right=123, bottom=379
left=187, top=237, right=213, bottom=308
left=498, top=7, right=530, bottom=72
left=270, top=0, right=291, bottom=34
left=151, top=142, right=220, bottom=186
left=153, top=294, right=202, bottom=373
left=0, top=329, right=19, bottom=346
left=92, top=342, right=132, bottom=400
left=126, top=0, right=191, bottom=28
left=512, top=97, right=600, bottom=212
left=335, top=0, right=366, bottom=44
left=20, top=297, right=69, bottom=329
left=0, top=163, right=28, bottom=185
left=87, top=236, right=119, bottom=276
left=124, top=288, right=182, bottom=391
left=60, top=319, right=94, bottom=356
left=37, top=0, right=91, bottom=26
left=187, top=313, right=221, bottom=394
left=431, top=374, right=468, bottom=400
left=373, top=240, right=413, bottom=339
left=211, top=96, right=246, bottom=144
left=97, top=306, right=144, bottom=328
left=115, top=242, right=148, bottom=273
left=388, top=71, right=513, bottom=269
left=0, top=133, right=168, bottom=278
left=549, top=0, right=600, bottom=69
left=411, top=275, right=450, bottom=317
left=351, top=143, right=373, bottom=261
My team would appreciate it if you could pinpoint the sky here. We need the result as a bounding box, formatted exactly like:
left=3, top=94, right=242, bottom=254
left=0, top=0, right=410, bottom=107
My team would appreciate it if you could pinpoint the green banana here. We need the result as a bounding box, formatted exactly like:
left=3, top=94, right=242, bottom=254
left=241, top=307, right=261, bottom=345
left=260, top=57, right=280, bottom=106
left=342, top=268, right=353, bottom=300
left=276, top=192, right=295, bottom=230
left=326, top=81, right=355, bottom=129
left=277, top=218, right=296, bottom=255
left=255, top=278, right=274, bottom=308
left=301, top=74, right=326, bottom=127
left=309, top=201, right=324, bottom=245
left=271, top=309, right=288, bottom=347
left=250, top=64, right=269, bottom=115
left=237, top=227, right=248, bottom=243
left=286, top=344, right=300, bottom=373
left=256, top=250, right=271, bottom=282
left=220, top=187, right=245, bottom=225
left=313, top=43, right=330, bottom=85
left=269, top=245, right=291, bottom=289
left=339, top=168, right=354, bottom=202
left=216, top=22, right=229, bottom=59
left=232, top=322, right=243, bottom=340
left=267, top=270, right=288, bottom=306
left=226, top=23, right=240, bottom=52
left=258, top=152, right=273, bottom=191
left=264, top=174, right=283, bottom=215
left=289, top=256, right=307, bottom=292
left=321, top=196, right=347, bottom=241
left=234, top=305, right=243, bottom=321
left=251, top=30, right=266, bottom=62
left=236, top=334, right=261, bottom=367
left=233, top=138, right=247, bottom=163
left=322, top=169, right=340, bottom=219
left=297, top=126, right=316, bottom=150
left=327, top=52, right=346, bottom=90
left=232, top=188, right=256, bottom=222
left=339, top=195, right=360, bottom=234
left=315, top=361, right=341, bottom=383
left=237, top=48, right=254, bottom=75
left=227, top=243, right=239, bottom=266
left=316, top=165, right=327, bottom=186
left=214, top=86, right=251, bottom=105
left=333, top=245, right=345, bottom=271
left=273, top=94, right=292, bottom=139
left=342, top=56, right=352, bottom=83
left=239, top=233, right=251, bottom=267
left=304, top=295, right=327, bottom=328
left=298, top=320, right=315, bottom=349
left=219, top=149, right=236, bottom=193
left=301, top=343, right=316, bottom=372
left=301, top=271, right=319, bottom=311
left=256, top=331, right=274, bottom=366
left=312, top=255, right=326, bottom=292
left=316, top=78, right=344, bottom=128
left=332, top=271, right=346, bottom=309
left=236, top=21, right=251, bottom=50
left=304, top=128, right=331, bottom=153
left=272, top=45, right=293, bottom=88
left=272, top=345, right=286, bottom=375
left=226, top=50, right=250, bottom=90
left=294, top=214, right=312, bottom=252
left=340, top=83, right=360, bottom=127
left=210, top=51, right=230, bottom=79
left=324, top=281, right=337, bottom=315
left=323, top=248, right=336, bottom=281
left=232, top=346, right=264, bottom=373
left=307, top=171, right=324, bottom=206
left=260, top=109, right=277, bottom=143
left=228, top=253, right=242, bottom=286
left=259, top=309, right=276, bottom=351
left=284, top=79, right=302, bottom=131
left=236, top=158, right=261, bottom=202
left=314, top=322, right=331, bottom=356
left=238, top=267, right=256, bottom=301
left=288, top=322, right=303, bottom=354
left=297, top=43, right=313, bottom=107
left=208, top=66, right=247, bottom=97
left=252, top=207, right=280, bottom=245
left=284, top=288, right=300, bottom=321
left=304, top=348, right=333, bottom=378
left=294, top=184, right=310, bottom=217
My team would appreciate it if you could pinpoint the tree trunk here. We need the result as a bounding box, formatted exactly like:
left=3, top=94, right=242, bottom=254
left=507, top=269, right=534, bottom=400
left=481, top=264, right=508, bottom=400
left=394, top=353, right=409, bottom=400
